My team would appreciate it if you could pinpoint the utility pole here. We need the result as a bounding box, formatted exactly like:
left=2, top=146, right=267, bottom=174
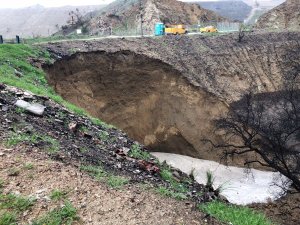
left=139, top=0, right=143, bottom=36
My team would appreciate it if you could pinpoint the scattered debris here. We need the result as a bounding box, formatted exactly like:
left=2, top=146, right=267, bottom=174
left=15, top=99, right=45, bottom=116
left=138, top=160, right=160, bottom=174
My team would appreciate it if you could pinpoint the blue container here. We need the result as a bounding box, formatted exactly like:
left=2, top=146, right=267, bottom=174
left=155, top=23, right=165, bottom=36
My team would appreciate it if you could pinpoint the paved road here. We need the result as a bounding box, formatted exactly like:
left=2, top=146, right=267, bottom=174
left=36, top=30, right=237, bottom=44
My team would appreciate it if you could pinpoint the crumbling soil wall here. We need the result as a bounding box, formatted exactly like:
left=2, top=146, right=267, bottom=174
left=44, top=32, right=300, bottom=163
left=46, top=51, right=227, bottom=160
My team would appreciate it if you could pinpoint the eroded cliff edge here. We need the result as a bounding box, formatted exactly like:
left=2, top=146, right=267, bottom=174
left=42, top=32, right=300, bottom=163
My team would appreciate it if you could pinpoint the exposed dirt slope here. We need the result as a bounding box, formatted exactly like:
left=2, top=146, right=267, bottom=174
left=0, top=84, right=222, bottom=224
left=0, top=146, right=213, bottom=225
left=82, top=0, right=226, bottom=35
left=43, top=32, right=300, bottom=163
left=255, top=0, right=300, bottom=30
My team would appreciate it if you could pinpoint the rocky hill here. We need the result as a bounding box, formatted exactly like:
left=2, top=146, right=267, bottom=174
left=195, top=0, right=252, bottom=22
left=81, top=0, right=227, bottom=35
left=255, top=0, right=300, bottom=30
left=0, top=4, right=104, bottom=38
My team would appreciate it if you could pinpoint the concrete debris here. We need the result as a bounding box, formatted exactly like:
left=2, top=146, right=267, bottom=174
left=15, top=99, right=45, bottom=116
left=68, top=122, right=78, bottom=132
left=14, top=69, right=23, bottom=77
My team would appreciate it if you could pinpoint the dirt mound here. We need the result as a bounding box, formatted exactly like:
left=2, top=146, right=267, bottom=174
left=255, top=0, right=300, bottom=30
left=81, top=0, right=226, bottom=35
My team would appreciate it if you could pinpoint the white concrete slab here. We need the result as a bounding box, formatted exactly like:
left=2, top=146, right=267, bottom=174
left=152, top=152, right=290, bottom=205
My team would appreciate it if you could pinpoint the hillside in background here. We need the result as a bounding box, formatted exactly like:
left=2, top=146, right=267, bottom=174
left=243, top=0, right=285, bottom=7
left=0, top=4, right=105, bottom=38
left=80, top=0, right=227, bottom=35
left=194, top=1, right=252, bottom=22
left=255, top=0, right=300, bottom=30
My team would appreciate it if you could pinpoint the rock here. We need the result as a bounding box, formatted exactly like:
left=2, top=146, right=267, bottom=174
left=54, top=119, right=64, bottom=124
left=122, top=147, right=130, bottom=155
left=172, top=171, right=181, bottom=179
left=23, top=91, right=34, bottom=100
left=15, top=100, right=45, bottom=116
left=0, top=83, right=5, bottom=90
left=14, top=69, right=23, bottom=77
left=2, top=105, right=8, bottom=111
left=133, top=169, right=141, bottom=174
left=36, top=188, right=47, bottom=194
left=68, top=122, right=78, bottom=132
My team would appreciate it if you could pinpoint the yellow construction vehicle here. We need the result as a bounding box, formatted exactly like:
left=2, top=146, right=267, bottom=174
left=200, top=26, right=218, bottom=33
left=165, top=24, right=187, bottom=35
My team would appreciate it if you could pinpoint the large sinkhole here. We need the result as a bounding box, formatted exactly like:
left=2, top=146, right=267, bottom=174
left=45, top=51, right=227, bottom=160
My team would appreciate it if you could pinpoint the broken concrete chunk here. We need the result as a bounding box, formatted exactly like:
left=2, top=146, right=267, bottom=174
left=14, top=69, right=23, bottom=77
left=15, top=100, right=45, bottom=116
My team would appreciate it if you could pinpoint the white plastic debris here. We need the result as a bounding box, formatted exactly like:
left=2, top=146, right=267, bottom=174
left=15, top=99, right=45, bottom=116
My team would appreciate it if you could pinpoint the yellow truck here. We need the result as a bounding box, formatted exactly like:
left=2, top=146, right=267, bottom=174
left=165, top=24, right=187, bottom=35
left=200, top=26, right=218, bottom=33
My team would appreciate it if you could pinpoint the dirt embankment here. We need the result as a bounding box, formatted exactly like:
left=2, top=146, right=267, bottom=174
left=43, top=31, right=300, bottom=163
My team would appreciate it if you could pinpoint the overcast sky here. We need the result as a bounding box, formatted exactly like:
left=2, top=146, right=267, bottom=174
left=0, top=0, right=224, bottom=9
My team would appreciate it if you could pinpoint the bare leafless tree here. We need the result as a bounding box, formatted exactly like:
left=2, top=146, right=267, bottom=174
left=209, top=87, right=300, bottom=192
left=238, top=23, right=246, bottom=42
left=67, top=8, right=85, bottom=28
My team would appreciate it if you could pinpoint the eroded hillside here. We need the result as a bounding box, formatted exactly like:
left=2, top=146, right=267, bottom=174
left=255, top=0, right=300, bottom=30
left=43, top=31, right=300, bottom=164
left=81, top=0, right=226, bottom=35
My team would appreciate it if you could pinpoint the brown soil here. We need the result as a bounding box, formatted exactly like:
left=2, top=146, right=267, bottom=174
left=44, top=32, right=300, bottom=165
left=250, top=193, right=300, bottom=225
left=0, top=145, right=219, bottom=225
left=46, top=51, right=227, bottom=162
left=0, top=84, right=222, bottom=225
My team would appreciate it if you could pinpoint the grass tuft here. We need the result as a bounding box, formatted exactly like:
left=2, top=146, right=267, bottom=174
left=32, top=201, right=78, bottom=225
left=5, top=132, right=60, bottom=154
left=23, top=163, right=34, bottom=170
left=50, top=189, right=68, bottom=201
left=80, top=165, right=107, bottom=180
left=160, top=168, right=173, bottom=182
left=107, top=175, right=129, bottom=188
left=199, top=201, right=273, bottom=225
left=0, top=212, right=17, bottom=225
left=0, top=193, right=35, bottom=213
left=129, top=144, right=151, bottom=161
left=156, top=187, right=187, bottom=200
left=80, top=164, right=129, bottom=188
